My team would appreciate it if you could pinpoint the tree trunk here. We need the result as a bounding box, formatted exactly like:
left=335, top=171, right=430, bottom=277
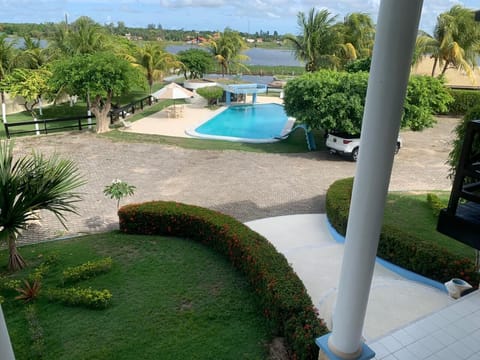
left=91, top=92, right=112, bottom=133
left=7, top=233, right=26, bottom=271
left=431, top=57, right=438, bottom=77
left=440, top=61, right=449, bottom=76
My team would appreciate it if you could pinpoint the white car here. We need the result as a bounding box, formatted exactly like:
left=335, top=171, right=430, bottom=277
left=326, top=132, right=402, bottom=161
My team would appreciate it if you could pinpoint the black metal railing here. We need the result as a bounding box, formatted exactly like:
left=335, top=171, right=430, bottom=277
left=3, top=115, right=95, bottom=139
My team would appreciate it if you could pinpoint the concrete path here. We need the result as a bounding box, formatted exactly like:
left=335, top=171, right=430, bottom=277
left=245, top=214, right=453, bottom=341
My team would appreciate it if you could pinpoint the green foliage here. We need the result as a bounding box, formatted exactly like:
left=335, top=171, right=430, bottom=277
left=118, top=201, right=328, bottom=359
left=448, top=105, right=480, bottom=178
left=0, top=278, right=21, bottom=292
left=196, top=86, right=224, bottom=106
left=284, top=70, right=368, bottom=133
left=448, top=89, right=480, bottom=115
left=62, top=257, right=113, bottom=285
left=103, top=179, right=136, bottom=209
left=403, top=75, right=453, bottom=130
left=28, top=262, right=51, bottom=282
left=177, top=48, right=215, bottom=79
left=344, top=57, right=371, bottom=72
left=0, top=140, right=85, bottom=271
left=426, top=193, right=447, bottom=217
left=47, top=287, right=112, bottom=309
left=325, top=178, right=478, bottom=284
left=284, top=71, right=453, bottom=132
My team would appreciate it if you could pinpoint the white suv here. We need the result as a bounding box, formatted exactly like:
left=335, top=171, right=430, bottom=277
left=326, top=132, right=402, bottom=161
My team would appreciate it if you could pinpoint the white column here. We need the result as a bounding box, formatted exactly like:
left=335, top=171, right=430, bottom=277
left=2, top=103, right=7, bottom=124
left=38, top=96, right=43, bottom=116
left=0, top=305, right=15, bottom=359
left=327, top=0, right=423, bottom=357
left=87, top=110, right=92, bottom=129
left=34, top=118, right=40, bottom=136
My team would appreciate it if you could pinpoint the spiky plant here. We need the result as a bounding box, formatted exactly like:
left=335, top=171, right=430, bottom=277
left=0, top=140, right=85, bottom=271
left=15, top=280, right=42, bottom=303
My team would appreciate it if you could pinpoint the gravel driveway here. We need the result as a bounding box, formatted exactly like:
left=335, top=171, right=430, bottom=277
left=14, top=116, right=459, bottom=244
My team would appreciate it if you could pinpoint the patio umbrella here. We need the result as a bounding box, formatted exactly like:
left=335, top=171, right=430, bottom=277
left=152, top=82, right=195, bottom=109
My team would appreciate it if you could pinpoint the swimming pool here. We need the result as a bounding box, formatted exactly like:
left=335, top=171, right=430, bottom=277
left=186, top=103, right=293, bottom=143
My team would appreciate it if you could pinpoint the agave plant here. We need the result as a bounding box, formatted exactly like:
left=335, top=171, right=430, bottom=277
left=0, top=140, right=85, bottom=271
left=15, top=280, right=42, bottom=303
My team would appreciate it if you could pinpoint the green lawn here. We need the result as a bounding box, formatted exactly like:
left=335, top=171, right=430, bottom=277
left=384, top=191, right=475, bottom=260
left=1, top=232, right=271, bottom=360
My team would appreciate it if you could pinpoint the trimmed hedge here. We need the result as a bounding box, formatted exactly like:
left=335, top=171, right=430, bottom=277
left=61, top=257, right=113, bottom=285
left=325, top=178, right=478, bottom=284
left=118, top=201, right=328, bottom=360
left=448, top=89, right=480, bottom=115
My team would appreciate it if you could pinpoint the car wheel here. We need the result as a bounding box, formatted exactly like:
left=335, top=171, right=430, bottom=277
left=351, top=147, right=359, bottom=162
left=395, top=142, right=401, bottom=154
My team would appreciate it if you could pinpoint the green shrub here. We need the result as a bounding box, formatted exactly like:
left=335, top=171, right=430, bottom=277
left=325, top=178, right=478, bottom=284
left=47, top=287, right=112, bottom=309
left=403, top=75, right=453, bottom=130
left=448, top=89, right=480, bottom=115
left=448, top=105, right=480, bottom=178
left=426, top=193, right=446, bottom=217
left=61, top=257, right=113, bottom=285
left=118, top=201, right=328, bottom=360
left=284, top=71, right=452, bottom=132
left=28, top=263, right=50, bottom=282
left=196, top=86, right=224, bottom=106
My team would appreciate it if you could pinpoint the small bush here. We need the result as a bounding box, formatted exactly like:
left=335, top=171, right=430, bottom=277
left=448, top=89, right=480, bottom=115
left=15, top=280, right=42, bottom=303
left=28, top=263, right=50, bottom=282
left=196, top=86, right=224, bottom=106
left=118, top=201, right=328, bottom=360
left=47, top=287, right=112, bottom=309
left=61, top=257, right=113, bottom=285
left=426, top=193, right=446, bottom=217
left=325, top=178, right=478, bottom=284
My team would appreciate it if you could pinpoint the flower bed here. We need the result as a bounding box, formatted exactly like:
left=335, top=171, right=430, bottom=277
left=118, top=201, right=328, bottom=359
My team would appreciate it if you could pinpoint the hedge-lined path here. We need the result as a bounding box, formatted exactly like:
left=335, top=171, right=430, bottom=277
left=14, top=116, right=457, bottom=245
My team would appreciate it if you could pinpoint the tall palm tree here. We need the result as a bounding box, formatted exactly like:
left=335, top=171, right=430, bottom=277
left=415, top=5, right=480, bottom=80
left=18, top=36, right=50, bottom=69
left=0, top=35, right=19, bottom=124
left=341, top=13, right=375, bottom=59
left=285, top=8, right=338, bottom=72
left=126, top=42, right=179, bottom=94
left=0, top=141, right=85, bottom=271
left=205, top=28, right=249, bottom=77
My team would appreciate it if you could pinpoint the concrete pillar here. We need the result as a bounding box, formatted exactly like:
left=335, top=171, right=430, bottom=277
left=226, top=92, right=231, bottom=105
left=87, top=110, right=92, bottom=129
left=2, top=103, right=6, bottom=124
left=34, top=118, right=40, bottom=135
left=252, top=93, right=257, bottom=104
left=317, top=1, right=424, bottom=359
left=0, top=305, right=15, bottom=359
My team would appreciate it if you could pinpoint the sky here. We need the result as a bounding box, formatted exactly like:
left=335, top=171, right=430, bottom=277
left=1, top=0, right=478, bottom=35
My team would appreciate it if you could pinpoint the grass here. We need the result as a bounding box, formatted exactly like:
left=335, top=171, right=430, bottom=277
left=1, top=232, right=271, bottom=360
left=384, top=191, right=475, bottom=260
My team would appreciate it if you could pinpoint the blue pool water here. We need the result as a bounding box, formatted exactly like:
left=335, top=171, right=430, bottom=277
left=192, top=104, right=289, bottom=142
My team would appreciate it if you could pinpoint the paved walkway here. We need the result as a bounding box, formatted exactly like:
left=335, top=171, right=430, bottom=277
left=13, top=113, right=457, bottom=244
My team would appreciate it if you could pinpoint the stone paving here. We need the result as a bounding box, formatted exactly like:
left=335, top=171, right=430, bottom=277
left=13, top=116, right=457, bottom=245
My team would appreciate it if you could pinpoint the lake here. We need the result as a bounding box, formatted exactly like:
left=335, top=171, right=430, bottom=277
left=166, top=45, right=302, bottom=67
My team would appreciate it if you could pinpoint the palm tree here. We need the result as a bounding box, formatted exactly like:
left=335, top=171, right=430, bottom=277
left=341, top=13, right=375, bottom=59
left=126, top=42, right=179, bottom=95
left=0, top=34, right=19, bottom=124
left=285, top=8, right=338, bottom=72
left=18, top=36, right=50, bottom=69
left=0, top=141, right=85, bottom=271
left=68, top=16, right=110, bottom=55
left=415, top=5, right=480, bottom=80
left=205, top=28, right=249, bottom=77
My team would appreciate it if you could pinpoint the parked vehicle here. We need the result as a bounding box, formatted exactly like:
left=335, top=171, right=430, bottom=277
left=326, top=132, right=402, bottom=161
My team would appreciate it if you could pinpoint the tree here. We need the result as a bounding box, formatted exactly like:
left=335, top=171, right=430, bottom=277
left=339, top=13, right=375, bottom=61
left=0, top=140, right=85, bottom=271
left=0, top=34, right=19, bottom=123
left=284, top=8, right=339, bottom=72
left=50, top=52, right=144, bottom=133
left=126, top=42, right=179, bottom=95
left=0, top=68, right=52, bottom=118
left=205, top=28, right=249, bottom=77
left=177, top=48, right=214, bottom=79
left=415, top=5, right=480, bottom=79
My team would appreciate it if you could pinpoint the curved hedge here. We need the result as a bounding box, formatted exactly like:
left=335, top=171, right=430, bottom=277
left=326, top=178, right=478, bottom=284
left=448, top=89, right=480, bottom=115
left=118, top=201, right=328, bottom=360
